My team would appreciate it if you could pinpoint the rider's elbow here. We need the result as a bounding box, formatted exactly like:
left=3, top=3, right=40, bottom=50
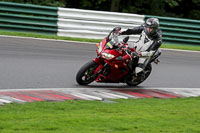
left=157, top=39, right=162, bottom=45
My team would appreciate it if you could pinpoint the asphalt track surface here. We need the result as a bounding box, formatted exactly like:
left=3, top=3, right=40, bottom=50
left=0, top=36, right=200, bottom=90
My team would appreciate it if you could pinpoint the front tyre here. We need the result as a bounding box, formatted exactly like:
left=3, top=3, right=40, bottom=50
left=126, top=64, right=152, bottom=86
left=76, top=60, right=99, bottom=85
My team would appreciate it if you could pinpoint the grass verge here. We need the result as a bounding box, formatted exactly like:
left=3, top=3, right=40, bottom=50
left=0, top=31, right=101, bottom=43
left=161, top=43, right=200, bottom=51
left=1, top=30, right=200, bottom=51
left=0, top=97, right=200, bottom=133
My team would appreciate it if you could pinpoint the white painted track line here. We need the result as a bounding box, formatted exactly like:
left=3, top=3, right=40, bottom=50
left=71, top=92, right=103, bottom=100
left=100, top=91, right=128, bottom=99
left=0, top=99, right=12, bottom=103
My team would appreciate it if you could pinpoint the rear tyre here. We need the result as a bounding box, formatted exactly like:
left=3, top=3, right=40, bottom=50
left=126, top=64, right=152, bottom=86
left=76, top=60, right=99, bottom=85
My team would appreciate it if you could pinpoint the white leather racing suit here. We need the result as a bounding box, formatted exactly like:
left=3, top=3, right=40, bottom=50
left=121, top=25, right=162, bottom=74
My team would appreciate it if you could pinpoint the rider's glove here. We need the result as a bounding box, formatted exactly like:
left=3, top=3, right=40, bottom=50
left=131, top=52, right=140, bottom=58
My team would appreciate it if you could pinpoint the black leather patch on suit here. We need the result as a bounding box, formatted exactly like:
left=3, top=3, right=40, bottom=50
left=144, top=36, right=149, bottom=44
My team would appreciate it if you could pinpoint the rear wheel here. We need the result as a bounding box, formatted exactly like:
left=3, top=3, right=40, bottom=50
left=76, top=60, right=99, bottom=85
left=126, top=64, right=152, bottom=86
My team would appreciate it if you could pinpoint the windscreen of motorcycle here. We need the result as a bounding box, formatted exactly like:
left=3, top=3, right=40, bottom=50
left=106, top=34, right=119, bottom=49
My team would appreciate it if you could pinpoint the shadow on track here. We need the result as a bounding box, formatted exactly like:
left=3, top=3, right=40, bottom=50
left=74, top=83, right=146, bottom=89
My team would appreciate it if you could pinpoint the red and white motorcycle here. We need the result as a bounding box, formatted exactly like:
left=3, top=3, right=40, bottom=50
left=76, top=27, right=160, bottom=86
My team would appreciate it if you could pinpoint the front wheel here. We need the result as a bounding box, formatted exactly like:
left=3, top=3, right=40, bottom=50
left=126, top=64, right=152, bottom=86
left=76, top=60, right=99, bottom=85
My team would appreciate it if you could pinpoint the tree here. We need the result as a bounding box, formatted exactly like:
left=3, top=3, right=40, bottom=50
left=1, top=0, right=200, bottom=20
left=110, top=0, right=121, bottom=12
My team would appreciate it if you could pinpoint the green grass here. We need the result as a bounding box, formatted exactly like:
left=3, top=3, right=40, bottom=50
left=1, top=30, right=200, bottom=51
left=161, top=43, right=200, bottom=51
left=0, top=30, right=101, bottom=43
left=0, top=98, right=200, bottom=133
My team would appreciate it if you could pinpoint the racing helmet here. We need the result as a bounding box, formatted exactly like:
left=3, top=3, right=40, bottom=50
left=144, top=18, right=159, bottom=36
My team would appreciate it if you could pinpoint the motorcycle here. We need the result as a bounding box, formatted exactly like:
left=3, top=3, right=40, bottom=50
left=76, top=27, right=160, bottom=86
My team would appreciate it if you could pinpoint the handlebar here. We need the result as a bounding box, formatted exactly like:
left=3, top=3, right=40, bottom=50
left=116, top=43, right=125, bottom=51
left=116, top=43, right=139, bottom=59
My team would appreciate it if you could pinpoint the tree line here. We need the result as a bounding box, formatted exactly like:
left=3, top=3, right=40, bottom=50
left=1, top=0, right=200, bottom=20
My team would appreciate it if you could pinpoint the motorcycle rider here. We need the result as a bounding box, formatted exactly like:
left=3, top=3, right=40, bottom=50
left=120, top=18, right=162, bottom=75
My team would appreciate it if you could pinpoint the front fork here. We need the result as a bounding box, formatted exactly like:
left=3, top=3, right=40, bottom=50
left=93, top=57, right=104, bottom=65
left=93, top=57, right=112, bottom=81
left=93, top=57, right=105, bottom=74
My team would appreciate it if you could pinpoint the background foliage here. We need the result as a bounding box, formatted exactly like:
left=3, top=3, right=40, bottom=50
left=1, top=0, right=200, bottom=20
